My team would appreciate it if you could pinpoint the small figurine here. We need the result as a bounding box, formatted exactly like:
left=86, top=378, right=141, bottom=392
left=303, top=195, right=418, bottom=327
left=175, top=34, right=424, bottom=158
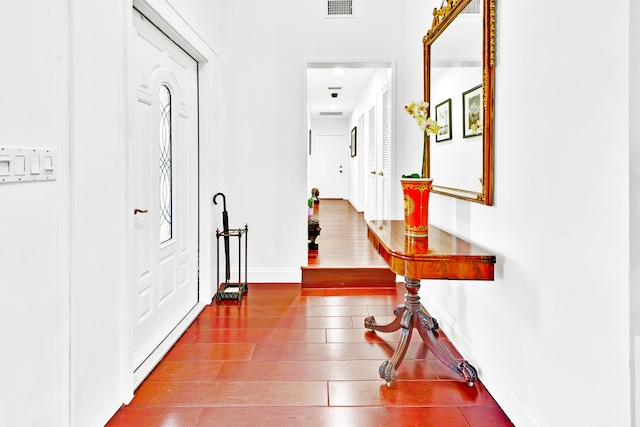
left=308, top=217, right=321, bottom=250
left=311, top=187, right=320, bottom=204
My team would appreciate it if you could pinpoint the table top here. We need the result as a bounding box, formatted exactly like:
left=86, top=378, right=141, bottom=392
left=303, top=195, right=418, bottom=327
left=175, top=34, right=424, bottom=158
left=366, top=220, right=496, bottom=280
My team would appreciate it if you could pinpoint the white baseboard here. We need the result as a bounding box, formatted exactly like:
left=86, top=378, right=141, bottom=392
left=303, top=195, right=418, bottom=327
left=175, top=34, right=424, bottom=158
left=423, top=296, right=545, bottom=427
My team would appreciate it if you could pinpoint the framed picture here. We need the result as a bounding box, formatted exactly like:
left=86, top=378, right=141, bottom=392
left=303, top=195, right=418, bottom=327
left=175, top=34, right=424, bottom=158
left=350, top=126, right=357, bottom=157
left=462, top=84, right=483, bottom=138
left=435, top=98, right=452, bottom=142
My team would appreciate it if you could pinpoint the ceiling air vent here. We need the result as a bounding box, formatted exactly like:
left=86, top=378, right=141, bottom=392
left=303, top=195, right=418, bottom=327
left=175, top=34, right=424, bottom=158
left=320, top=112, right=343, bottom=116
left=325, top=0, right=354, bottom=18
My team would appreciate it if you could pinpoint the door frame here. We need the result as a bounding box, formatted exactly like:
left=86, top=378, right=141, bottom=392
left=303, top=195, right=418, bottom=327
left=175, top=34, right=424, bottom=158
left=123, top=0, right=221, bottom=401
left=303, top=59, right=396, bottom=219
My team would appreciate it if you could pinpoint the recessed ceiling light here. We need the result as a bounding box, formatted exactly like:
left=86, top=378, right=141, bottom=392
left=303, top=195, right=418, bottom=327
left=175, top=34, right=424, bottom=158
left=333, top=68, right=345, bottom=75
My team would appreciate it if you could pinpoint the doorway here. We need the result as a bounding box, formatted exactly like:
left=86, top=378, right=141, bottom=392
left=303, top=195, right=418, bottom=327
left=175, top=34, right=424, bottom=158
left=306, top=61, right=392, bottom=219
left=130, top=9, right=199, bottom=375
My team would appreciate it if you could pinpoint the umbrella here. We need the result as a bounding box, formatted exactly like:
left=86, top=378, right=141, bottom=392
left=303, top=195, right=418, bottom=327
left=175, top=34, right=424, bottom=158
left=213, top=192, right=230, bottom=282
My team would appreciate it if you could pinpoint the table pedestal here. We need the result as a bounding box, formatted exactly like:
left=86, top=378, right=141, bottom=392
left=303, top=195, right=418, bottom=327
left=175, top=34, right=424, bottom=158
left=364, top=277, right=477, bottom=386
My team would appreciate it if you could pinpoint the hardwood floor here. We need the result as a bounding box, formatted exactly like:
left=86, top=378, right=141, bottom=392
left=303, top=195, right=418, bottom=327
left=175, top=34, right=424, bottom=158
left=305, top=199, right=387, bottom=268
left=302, top=199, right=396, bottom=288
left=107, top=200, right=513, bottom=426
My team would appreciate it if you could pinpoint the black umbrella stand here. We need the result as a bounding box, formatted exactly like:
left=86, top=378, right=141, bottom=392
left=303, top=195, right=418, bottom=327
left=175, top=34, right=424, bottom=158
left=213, top=193, right=248, bottom=300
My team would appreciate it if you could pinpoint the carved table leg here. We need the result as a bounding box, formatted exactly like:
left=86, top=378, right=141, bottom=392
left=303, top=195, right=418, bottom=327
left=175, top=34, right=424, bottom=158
left=367, top=276, right=478, bottom=386
left=415, top=309, right=477, bottom=386
left=364, top=304, right=405, bottom=333
left=378, top=308, right=416, bottom=385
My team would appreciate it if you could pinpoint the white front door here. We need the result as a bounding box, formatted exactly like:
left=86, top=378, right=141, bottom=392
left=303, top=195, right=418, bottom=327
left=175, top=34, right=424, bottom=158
left=131, top=10, right=199, bottom=370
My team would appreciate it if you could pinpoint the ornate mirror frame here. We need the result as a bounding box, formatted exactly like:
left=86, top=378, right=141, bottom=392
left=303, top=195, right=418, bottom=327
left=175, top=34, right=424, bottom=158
left=423, top=0, right=495, bottom=205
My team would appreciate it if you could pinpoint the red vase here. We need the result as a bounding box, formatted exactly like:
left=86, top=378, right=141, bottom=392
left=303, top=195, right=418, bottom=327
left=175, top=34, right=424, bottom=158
left=401, top=178, right=433, bottom=237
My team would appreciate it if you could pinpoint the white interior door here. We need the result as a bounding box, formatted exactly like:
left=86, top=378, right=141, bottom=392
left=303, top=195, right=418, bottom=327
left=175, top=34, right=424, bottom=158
left=365, top=103, right=377, bottom=220
left=132, top=10, right=199, bottom=370
left=313, top=135, right=345, bottom=199
left=365, top=87, right=391, bottom=221
left=379, top=86, right=391, bottom=219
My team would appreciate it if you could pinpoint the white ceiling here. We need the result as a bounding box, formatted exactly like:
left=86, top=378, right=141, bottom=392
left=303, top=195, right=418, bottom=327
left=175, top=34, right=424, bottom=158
left=306, top=63, right=389, bottom=119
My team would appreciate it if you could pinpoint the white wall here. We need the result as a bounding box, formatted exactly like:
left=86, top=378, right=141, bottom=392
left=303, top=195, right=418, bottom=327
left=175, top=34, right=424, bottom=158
left=0, top=1, right=68, bottom=425
left=69, top=2, right=130, bottom=424
left=217, top=0, right=430, bottom=281
left=421, top=1, right=632, bottom=426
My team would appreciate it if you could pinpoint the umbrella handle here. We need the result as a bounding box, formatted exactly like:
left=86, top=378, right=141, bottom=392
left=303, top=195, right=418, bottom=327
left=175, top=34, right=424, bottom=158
left=213, top=192, right=226, bottom=211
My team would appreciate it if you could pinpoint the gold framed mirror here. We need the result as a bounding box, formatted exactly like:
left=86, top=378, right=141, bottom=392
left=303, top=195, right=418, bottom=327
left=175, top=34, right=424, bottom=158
left=423, top=0, right=495, bottom=205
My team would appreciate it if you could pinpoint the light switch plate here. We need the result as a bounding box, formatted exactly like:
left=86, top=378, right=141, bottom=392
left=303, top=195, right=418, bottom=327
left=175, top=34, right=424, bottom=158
left=0, top=147, right=57, bottom=183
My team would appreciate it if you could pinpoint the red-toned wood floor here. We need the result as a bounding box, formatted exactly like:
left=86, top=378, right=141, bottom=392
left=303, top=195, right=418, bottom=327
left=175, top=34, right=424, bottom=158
left=305, top=200, right=389, bottom=268
left=107, top=200, right=513, bottom=426
left=302, top=200, right=396, bottom=288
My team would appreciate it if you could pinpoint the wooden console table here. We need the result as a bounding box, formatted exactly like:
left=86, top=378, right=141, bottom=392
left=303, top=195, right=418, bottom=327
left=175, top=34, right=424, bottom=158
left=365, top=220, right=496, bottom=386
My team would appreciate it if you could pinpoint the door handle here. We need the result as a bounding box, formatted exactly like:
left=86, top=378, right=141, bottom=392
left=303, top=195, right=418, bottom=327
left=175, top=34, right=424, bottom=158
left=134, top=209, right=148, bottom=215
left=370, top=171, right=376, bottom=175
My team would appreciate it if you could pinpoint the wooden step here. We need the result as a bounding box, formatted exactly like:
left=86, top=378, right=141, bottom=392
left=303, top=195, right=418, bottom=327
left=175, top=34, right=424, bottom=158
left=303, top=199, right=397, bottom=289
left=301, top=266, right=396, bottom=288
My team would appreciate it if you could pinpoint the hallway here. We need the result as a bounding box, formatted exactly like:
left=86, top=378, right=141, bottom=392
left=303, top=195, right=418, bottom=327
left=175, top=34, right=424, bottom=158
left=106, top=201, right=512, bottom=426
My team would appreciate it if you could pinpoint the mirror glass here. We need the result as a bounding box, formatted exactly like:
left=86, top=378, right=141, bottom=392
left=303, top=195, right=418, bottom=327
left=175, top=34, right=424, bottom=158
left=424, top=0, right=494, bottom=205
